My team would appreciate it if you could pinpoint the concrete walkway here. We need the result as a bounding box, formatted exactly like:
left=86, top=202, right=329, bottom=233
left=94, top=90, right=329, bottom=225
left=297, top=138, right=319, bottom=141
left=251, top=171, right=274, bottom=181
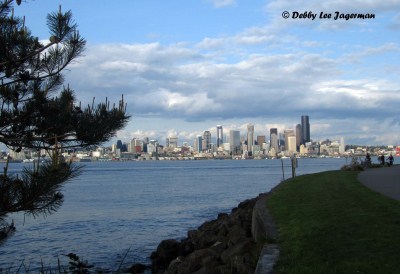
left=357, top=165, right=400, bottom=201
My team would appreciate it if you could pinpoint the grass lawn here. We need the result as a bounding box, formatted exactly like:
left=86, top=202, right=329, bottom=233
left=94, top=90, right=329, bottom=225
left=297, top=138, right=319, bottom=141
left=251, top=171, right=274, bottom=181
left=267, top=170, right=400, bottom=274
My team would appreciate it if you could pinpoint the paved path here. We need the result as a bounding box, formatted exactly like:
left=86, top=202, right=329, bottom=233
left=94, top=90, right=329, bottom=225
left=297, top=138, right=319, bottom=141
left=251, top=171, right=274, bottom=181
left=357, top=165, right=400, bottom=201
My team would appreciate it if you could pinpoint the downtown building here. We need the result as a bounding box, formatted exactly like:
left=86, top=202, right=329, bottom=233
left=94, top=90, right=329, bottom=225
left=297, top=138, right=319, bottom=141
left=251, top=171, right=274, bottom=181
left=229, top=130, right=241, bottom=154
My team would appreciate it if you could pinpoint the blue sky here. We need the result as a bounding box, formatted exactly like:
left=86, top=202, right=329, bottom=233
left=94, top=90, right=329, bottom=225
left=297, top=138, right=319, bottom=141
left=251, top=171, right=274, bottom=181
left=13, top=0, right=400, bottom=146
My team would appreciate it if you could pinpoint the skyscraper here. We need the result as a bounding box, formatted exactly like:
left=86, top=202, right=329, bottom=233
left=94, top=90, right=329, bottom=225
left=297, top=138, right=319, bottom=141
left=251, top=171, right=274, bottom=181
left=296, top=124, right=302, bottom=150
left=270, top=128, right=279, bottom=153
left=287, top=135, right=297, bottom=154
left=301, top=115, right=310, bottom=144
left=217, top=125, right=223, bottom=147
left=284, top=129, right=295, bottom=152
left=196, top=135, right=203, bottom=153
left=202, top=131, right=211, bottom=151
left=257, top=135, right=266, bottom=146
left=247, top=124, right=254, bottom=152
left=229, top=130, right=241, bottom=154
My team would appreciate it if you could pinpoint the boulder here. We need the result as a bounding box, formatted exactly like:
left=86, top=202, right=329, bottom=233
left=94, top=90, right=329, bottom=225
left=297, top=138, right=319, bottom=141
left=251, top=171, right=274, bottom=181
left=221, top=239, right=255, bottom=264
left=126, top=263, right=148, bottom=274
left=147, top=195, right=264, bottom=274
left=151, top=239, right=181, bottom=272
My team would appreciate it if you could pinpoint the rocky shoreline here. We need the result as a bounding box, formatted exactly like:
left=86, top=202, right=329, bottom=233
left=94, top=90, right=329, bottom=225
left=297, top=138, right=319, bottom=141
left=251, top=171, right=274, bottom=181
left=128, top=194, right=270, bottom=274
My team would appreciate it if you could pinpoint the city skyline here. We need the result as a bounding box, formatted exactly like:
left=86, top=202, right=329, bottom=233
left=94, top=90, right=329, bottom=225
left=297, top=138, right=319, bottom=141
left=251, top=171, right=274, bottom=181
left=114, top=115, right=397, bottom=148
left=120, top=116, right=313, bottom=148
left=11, top=1, right=400, bottom=148
left=116, top=115, right=344, bottom=152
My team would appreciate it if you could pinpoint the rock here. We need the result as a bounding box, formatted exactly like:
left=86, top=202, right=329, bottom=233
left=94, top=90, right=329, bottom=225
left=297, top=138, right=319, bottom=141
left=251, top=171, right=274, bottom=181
left=179, top=239, right=195, bottom=256
left=186, top=248, right=219, bottom=265
left=221, top=239, right=255, bottom=264
left=197, top=230, right=220, bottom=249
left=151, top=239, right=181, bottom=272
left=127, top=263, right=148, bottom=274
left=167, top=256, right=184, bottom=274
left=147, top=195, right=264, bottom=274
left=209, top=241, right=227, bottom=254
left=227, top=223, right=248, bottom=246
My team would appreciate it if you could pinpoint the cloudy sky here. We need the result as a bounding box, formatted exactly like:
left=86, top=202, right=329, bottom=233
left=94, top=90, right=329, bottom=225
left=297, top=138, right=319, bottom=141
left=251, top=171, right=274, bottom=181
left=14, top=0, right=400, bottom=146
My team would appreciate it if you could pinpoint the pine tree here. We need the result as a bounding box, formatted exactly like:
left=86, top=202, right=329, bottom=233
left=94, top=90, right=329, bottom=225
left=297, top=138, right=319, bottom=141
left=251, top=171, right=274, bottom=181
left=0, top=0, right=129, bottom=238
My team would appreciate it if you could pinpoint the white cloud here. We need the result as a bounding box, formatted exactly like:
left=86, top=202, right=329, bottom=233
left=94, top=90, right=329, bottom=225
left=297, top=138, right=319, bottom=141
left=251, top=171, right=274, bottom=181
left=66, top=41, right=399, bottom=125
left=208, top=0, right=236, bottom=8
left=343, top=43, right=400, bottom=63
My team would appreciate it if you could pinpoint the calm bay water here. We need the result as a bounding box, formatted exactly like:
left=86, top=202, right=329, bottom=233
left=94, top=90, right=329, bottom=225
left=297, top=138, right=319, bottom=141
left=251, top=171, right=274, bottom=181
left=0, top=158, right=347, bottom=271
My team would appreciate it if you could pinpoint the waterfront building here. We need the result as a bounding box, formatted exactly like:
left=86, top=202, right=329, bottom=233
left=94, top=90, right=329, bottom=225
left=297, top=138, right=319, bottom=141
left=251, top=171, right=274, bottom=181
left=202, top=131, right=211, bottom=151
left=247, top=124, right=254, bottom=152
left=146, top=140, right=159, bottom=154
left=130, top=138, right=143, bottom=153
left=229, top=130, right=241, bottom=154
left=269, top=147, right=277, bottom=157
left=252, top=144, right=261, bottom=155
left=284, top=129, right=295, bottom=152
left=147, top=143, right=157, bottom=154
left=216, top=125, right=223, bottom=147
left=262, top=143, right=270, bottom=152
left=300, top=144, right=308, bottom=155
left=222, top=143, right=231, bottom=152
left=301, top=115, right=310, bottom=144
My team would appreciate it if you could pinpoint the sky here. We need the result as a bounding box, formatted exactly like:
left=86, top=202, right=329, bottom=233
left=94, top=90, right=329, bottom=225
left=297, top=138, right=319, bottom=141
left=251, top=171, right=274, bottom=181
left=12, top=0, right=400, bottom=146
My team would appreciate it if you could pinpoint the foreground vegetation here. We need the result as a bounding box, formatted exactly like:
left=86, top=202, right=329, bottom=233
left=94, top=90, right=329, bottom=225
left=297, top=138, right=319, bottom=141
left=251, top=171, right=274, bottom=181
left=267, top=170, right=400, bottom=274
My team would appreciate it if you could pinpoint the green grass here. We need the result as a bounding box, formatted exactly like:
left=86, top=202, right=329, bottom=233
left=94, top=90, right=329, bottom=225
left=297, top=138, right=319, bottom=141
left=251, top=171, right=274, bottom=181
left=267, top=170, right=400, bottom=274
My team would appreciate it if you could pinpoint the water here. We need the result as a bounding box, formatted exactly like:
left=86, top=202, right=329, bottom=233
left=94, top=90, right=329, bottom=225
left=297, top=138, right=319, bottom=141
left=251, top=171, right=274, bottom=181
left=0, top=158, right=346, bottom=271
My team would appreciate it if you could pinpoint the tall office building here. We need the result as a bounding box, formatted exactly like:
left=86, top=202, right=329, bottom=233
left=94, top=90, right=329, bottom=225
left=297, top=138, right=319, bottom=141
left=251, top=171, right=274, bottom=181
left=257, top=135, right=266, bottom=146
left=301, top=115, right=310, bottom=144
left=196, top=135, right=203, bottom=153
left=270, top=128, right=279, bottom=153
left=130, top=138, right=136, bottom=153
left=168, top=136, right=178, bottom=148
left=116, top=140, right=123, bottom=151
left=229, top=130, right=241, bottom=154
left=296, top=124, right=302, bottom=150
left=284, top=129, right=295, bottom=152
left=202, top=131, right=211, bottom=151
left=287, top=135, right=297, bottom=154
left=339, top=137, right=345, bottom=154
left=247, top=124, right=254, bottom=152
left=216, top=125, right=223, bottom=147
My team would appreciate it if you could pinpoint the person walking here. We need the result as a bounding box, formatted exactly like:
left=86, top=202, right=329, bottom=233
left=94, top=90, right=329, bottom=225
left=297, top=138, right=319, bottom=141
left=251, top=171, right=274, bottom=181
left=387, top=154, right=394, bottom=167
